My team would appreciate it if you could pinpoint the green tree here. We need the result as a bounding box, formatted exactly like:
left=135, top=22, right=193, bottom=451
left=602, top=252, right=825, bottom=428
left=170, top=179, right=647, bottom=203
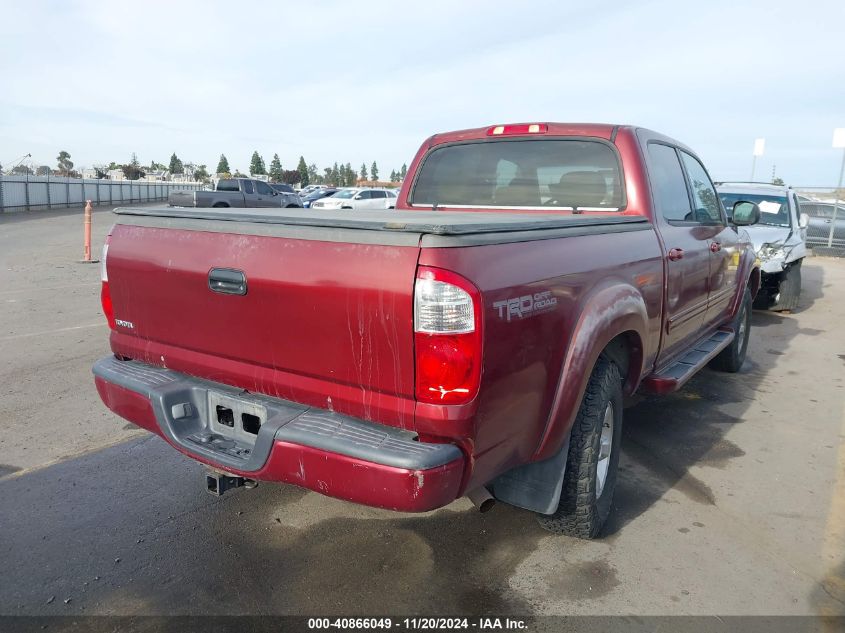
left=249, top=151, right=266, bottom=176
left=233, top=168, right=247, bottom=178
left=772, top=177, right=785, bottom=186
left=122, top=153, right=145, bottom=180
left=330, top=162, right=340, bottom=186
left=389, top=169, right=397, bottom=182
left=371, top=161, right=378, bottom=182
left=343, top=162, right=354, bottom=186
left=169, top=153, right=183, bottom=174
left=36, top=165, right=51, bottom=176
left=400, top=163, right=407, bottom=179
left=216, top=154, right=230, bottom=174
left=57, top=150, right=73, bottom=176
left=297, top=156, right=309, bottom=187
left=360, top=162, right=368, bottom=181
left=194, top=164, right=210, bottom=183
left=11, top=164, right=34, bottom=175
left=323, top=167, right=332, bottom=183
left=269, top=154, right=283, bottom=182
left=307, top=163, right=319, bottom=184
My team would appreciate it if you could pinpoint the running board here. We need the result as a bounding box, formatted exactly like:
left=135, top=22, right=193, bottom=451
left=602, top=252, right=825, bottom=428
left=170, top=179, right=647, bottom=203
left=641, top=329, right=735, bottom=395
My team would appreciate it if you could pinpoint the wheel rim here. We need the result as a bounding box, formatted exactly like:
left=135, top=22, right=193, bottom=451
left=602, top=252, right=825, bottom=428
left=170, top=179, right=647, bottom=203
left=596, top=403, right=614, bottom=499
left=737, top=304, right=748, bottom=348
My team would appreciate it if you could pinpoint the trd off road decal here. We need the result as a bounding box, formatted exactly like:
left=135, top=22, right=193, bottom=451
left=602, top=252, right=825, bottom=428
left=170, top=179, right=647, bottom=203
left=492, top=290, right=557, bottom=321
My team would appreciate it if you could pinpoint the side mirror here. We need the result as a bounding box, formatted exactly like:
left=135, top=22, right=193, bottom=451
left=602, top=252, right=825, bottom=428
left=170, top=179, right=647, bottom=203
left=732, top=201, right=761, bottom=226
left=799, top=212, right=810, bottom=229
left=353, top=194, right=363, bottom=200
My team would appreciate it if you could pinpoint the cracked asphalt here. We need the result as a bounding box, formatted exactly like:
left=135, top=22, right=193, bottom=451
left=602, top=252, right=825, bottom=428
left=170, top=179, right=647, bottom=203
left=1, top=205, right=844, bottom=617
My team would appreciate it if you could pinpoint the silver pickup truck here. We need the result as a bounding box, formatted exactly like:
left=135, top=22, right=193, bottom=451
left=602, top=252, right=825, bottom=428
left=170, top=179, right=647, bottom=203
left=168, top=178, right=302, bottom=208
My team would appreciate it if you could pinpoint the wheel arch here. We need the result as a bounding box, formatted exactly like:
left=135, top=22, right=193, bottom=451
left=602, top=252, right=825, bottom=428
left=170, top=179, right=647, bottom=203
left=491, top=335, right=633, bottom=515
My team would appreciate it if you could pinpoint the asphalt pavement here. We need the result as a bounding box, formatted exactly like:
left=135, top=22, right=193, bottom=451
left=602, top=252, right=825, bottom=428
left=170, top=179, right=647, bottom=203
left=1, top=205, right=843, bottom=618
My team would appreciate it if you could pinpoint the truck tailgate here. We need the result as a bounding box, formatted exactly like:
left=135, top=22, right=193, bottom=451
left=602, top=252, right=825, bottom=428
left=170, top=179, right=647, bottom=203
left=105, top=220, right=421, bottom=430
left=167, top=190, right=196, bottom=207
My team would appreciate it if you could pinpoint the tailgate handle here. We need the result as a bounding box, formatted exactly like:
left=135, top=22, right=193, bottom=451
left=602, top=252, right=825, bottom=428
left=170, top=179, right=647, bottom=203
left=208, top=268, right=247, bottom=295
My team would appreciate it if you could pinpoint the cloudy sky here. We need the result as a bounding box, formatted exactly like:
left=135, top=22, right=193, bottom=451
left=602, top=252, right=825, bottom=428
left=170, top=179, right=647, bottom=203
left=1, top=0, right=843, bottom=184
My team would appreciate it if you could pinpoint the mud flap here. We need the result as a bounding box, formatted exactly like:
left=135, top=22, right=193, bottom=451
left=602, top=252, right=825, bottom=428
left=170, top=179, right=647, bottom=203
left=490, top=435, right=570, bottom=515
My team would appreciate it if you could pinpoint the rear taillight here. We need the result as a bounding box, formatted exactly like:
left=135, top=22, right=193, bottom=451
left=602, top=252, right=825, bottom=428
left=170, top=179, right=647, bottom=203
left=414, top=267, right=482, bottom=405
left=100, top=236, right=115, bottom=330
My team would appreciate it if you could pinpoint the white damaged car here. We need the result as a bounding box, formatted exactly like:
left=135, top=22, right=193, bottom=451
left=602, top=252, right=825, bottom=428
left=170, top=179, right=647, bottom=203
left=717, top=182, right=809, bottom=311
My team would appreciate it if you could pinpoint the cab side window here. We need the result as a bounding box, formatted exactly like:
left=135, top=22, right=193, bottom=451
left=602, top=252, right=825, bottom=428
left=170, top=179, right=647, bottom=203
left=679, top=151, right=723, bottom=224
left=242, top=180, right=254, bottom=194
left=358, top=190, right=373, bottom=199
left=647, top=143, right=692, bottom=222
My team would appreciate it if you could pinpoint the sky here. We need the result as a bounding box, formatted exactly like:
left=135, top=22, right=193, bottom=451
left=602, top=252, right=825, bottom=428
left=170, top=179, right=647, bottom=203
left=1, top=0, right=844, bottom=185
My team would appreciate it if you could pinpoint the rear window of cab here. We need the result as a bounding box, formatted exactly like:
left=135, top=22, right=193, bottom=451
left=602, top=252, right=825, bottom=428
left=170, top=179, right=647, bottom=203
left=410, top=139, right=624, bottom=211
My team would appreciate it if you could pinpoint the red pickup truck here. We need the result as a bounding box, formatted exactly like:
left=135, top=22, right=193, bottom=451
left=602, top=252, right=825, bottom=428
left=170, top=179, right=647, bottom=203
left=94, top=123, right=761, bottom=538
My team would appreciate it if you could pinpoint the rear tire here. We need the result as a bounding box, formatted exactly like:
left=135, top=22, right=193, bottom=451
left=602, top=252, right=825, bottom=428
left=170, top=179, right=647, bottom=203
left=774, top=259, right=802, bottom=311
left=212, top=202, right=229, bottom=208
left=710, top=287, right=751, bottom=372
left=537, top=356, right=623, bottom=539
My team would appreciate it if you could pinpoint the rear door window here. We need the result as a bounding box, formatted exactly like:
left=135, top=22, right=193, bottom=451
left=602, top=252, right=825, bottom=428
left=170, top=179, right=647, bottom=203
left=242, top=180, right=254, bottom=194
left=647, top=143, right=693, bottom=222
left=255, top=181, right=274, bottom=195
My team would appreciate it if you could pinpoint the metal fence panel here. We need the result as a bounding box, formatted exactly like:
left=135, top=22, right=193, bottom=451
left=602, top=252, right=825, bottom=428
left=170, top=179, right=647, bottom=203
left=49, top=181, right=67, bottom=206
left=28, top=179, right=49, bottom=206
left=69, top=182, right=84, bottom=205
left=0, top=175, right=200, bottom=212
left=2, top=180, right=27, bottom=209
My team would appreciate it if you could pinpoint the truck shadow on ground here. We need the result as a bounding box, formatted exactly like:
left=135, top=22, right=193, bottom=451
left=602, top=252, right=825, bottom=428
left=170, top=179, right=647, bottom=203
left=0, top=439, right=543, bottom=617
left=604, top=263, right=826, bottom=537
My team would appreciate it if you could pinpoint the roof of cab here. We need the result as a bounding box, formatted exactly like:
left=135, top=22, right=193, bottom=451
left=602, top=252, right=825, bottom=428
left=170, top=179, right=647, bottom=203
left=427, top=123, right=622, bottom=146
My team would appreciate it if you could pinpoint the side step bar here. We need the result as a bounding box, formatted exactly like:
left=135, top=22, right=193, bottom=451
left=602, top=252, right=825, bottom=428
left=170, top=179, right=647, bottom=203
left=641, top=329, right=734, bottom=395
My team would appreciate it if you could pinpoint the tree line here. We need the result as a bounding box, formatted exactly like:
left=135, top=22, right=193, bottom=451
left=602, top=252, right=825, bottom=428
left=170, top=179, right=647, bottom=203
left=1, top=150, right=408, bottom=188
left=219, top=151, right=408, bottom=188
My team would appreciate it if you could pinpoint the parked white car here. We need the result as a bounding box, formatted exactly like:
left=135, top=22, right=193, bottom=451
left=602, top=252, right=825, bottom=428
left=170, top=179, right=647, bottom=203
left=310, top=187, right=397, bottom=210
left=716, top=182, right=809, bottom=311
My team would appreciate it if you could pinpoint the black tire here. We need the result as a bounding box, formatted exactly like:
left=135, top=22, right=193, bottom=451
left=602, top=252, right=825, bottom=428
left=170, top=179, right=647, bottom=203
left=537, top=356, right=623, bottom=539
left=774, top=259, right=802, bottom=311
left=285, top=204, right=299, bottom=208
left=710, top=287, right=751, bottom=372
left=212, top=202, right=229, bottom=208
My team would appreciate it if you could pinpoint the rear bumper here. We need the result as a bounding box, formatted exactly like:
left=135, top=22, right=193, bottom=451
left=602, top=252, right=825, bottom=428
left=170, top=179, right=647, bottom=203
left=93, top=356, right=464, bottom=512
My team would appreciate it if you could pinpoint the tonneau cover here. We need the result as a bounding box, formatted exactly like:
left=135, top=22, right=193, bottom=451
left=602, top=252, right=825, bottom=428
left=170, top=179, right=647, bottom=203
left=114, top=206, right=647, bottom=236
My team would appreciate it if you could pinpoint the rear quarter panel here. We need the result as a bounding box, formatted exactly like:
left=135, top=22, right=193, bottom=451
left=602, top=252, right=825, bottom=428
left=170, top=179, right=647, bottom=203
left=417, top=227, right=664, bottom=487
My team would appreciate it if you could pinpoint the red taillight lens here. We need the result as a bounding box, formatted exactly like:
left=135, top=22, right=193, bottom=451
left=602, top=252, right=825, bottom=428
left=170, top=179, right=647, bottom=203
left=101, top=281, right=115, bottom=330
left=414, top=267, right=482, bottom=405
left=100, top=236, right=115, bottom=330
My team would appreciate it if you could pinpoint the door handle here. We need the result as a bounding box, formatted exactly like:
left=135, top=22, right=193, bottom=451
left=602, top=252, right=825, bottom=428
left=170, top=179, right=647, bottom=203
left=208, top=268, right=247, bottom=295
left=710, top=241, right=722, bottom=252
left=668, top=247, right=684, bottom=261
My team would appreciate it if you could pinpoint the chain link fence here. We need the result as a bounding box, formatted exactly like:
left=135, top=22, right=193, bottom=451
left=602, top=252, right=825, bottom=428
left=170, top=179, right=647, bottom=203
left=0, top=175, right=201, bottom=213
left=794, top=186, right=845, bottom=257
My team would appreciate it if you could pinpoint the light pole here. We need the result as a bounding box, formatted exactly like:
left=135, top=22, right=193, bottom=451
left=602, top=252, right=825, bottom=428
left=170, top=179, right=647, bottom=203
left=828, top=128, right=845, bottom=248
left=751, top=138, right=765, bottom=181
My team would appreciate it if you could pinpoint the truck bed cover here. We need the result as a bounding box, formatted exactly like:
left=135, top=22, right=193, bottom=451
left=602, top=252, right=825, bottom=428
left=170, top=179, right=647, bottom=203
left=114, top=206, right=650, bottom=247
